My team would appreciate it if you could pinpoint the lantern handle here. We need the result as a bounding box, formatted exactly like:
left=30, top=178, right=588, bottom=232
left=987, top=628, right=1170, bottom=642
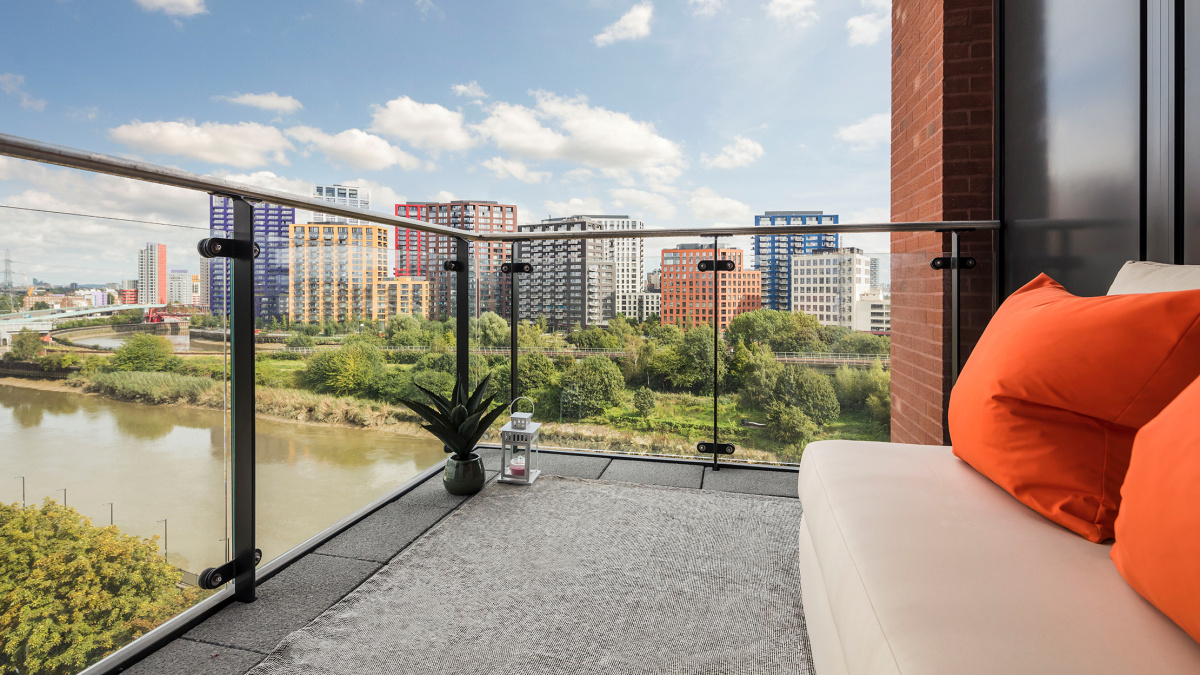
left=509, top=396, right=535, bottom=415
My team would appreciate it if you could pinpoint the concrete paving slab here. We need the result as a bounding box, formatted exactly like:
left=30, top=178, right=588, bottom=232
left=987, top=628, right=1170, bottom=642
left=185, top=553, right=379, bottom=654
left=702, top=466, right=799, bottom=498
left=600, top=459, right=704, bottom=489
left=124, top=638, right=263, bottom=675
left=535, top=452, right=612, bottom=479
left=316, top=479, right=468, bottom=563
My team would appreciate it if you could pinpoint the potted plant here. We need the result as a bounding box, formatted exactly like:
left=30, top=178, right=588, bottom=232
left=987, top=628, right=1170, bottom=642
left=399, top=373, right=509, bottom=495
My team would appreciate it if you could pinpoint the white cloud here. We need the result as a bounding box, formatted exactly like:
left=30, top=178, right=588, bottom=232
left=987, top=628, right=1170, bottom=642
left=133, top=0, right=207, bottom=17
left=369, top=96, right=476, bottom=151
left=214, top=170, right=311, bottom=196
left=610, top=188, right=676, bottom=220
left=451, top=81, right=488, bottom=98
left=0, top=74, right=46, bottom=111
left=481, top=157, right=550, bottom=184
left=473, top=91, right=686, bottom=187
left=593, top=3, right=654, bottom=47
left=69, top=106, right=99, bottom=121
left=340, top=178, right=407, bottom=213
left=219, top=92, right=303, bottom=114
left=415, top=0, right=442, bottom=18
left=108, top=120, right=293, bottom=168
left=545, top=197, right=603, bottom=217
left=285, top=126, right=421, bottom=171
left=688, top=0, right=722, bottom=17
left=687, top=187, right=752, bottom=223
left=432, top=190, right=456, bottom=202
left=562, top=168, right=596, bottom=182
left=700, top=136, right=764, bottom=169
left=847, top=0, right=890, bottom=46
left=835, top=113, right=890, bottom=151
left=764, top=0, right=817, bottom=27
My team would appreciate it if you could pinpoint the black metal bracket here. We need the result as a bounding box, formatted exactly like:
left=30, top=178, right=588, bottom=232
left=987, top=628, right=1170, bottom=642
left=501, top=262, right=533, bottom=274
left=197, top=549, right=262, bottom=589
left=697, top=442, right=736, bottom=455
left=697, top=259, right=736, bottom=272
left=197, top=237, right=259, bottom=260
left=930, top=256, right=976, bottom=270
left=443, top=260, right=463, bottom=271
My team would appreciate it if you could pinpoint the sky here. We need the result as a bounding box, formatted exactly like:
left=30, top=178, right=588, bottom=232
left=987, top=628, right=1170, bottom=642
left=0, top=0, right=891, bottom=286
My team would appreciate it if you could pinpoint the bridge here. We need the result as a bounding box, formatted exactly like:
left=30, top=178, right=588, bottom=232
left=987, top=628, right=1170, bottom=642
left=0, top=303, right=167, bottom=326
left=282, top=344, right=889, bottom=369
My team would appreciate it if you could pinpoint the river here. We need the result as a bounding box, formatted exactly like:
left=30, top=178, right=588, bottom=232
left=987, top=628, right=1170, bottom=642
left=71, top=332, right=225, bottom=352
left=0, top=382, right=444, bottom=575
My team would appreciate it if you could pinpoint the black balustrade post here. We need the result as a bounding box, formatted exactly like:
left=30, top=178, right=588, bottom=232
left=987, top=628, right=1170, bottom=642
left=712, top=236, right=721, bottom=471
left=231, top=196, right=256, bottom=603
left=510, top=255, right=519, bottom=409
left=455, top=237, right=470, bottom=386
left=950, top=229, right=961, bottom=387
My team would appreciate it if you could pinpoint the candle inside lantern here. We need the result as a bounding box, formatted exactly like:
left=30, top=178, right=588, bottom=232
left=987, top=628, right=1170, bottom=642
left=509, top=455, right=526, bottom=476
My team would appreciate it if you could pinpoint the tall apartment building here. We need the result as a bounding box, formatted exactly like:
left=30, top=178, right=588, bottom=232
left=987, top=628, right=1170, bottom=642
left=645, top=269, right=661, bottom=292
left=287, top=223, right=400, bottom=324
left=209, top=196, right=296, bottom=320
left=191, top=274, right=204, bottom=307
left=570, top=215, right=644, bottom=298
left=789, top=247, right=872, bottom=327
left=394, top=201, right=516, bottom=319
left=852, top=289, right=891, bottom=334
left=615, top=292, right=661, bottom=322
left=137, top=243, right=167, bottom=305
left=515, top=218, right=616, bottom=331
left=312, top=184, right=370, bottom=224
left=753, top=210, right=839, bottom=311
left=661, top=244, right=761, bottom=330
left=167, top=270, right=191, bottom=304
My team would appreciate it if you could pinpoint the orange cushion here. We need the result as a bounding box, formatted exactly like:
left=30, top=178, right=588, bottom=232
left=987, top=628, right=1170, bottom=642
left=948, top=274, right=1200, bottom=542
left=1111, top=375, right=1200, bottom=642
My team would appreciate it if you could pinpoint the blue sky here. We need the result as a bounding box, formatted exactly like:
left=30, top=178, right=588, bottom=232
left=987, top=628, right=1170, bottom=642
left=0, top=0, right=891, bottom=285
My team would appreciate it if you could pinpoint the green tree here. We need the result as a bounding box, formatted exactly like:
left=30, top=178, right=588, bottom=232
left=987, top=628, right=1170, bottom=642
left=10, top=328, right=44, bottom=360
left=285, top=333, right=316, bottom=349
left=474, top=312, right=509, bottom=348
left=679, top=323, right=724, bottom=394
left=0, top=500, right=200, bottom=675
left=518, top=352, right=557, bottom=392
left=567, top=326, right=622, bottom=349
left=831, top=331, right=890, bottom=355
left=30, top=300, right=51, bottom=311
left=777, top=366, right=840, bottom=426
left=726, top=309, right=824, bottom=353
left=832, top=361, right=890, bottom=413
left=561, top=356, right=625, bottom=418
left=724, top=338, right=755, bottom=390
left=384, top=314, right=423, bottom=346
left=765, top=402, right=819, bottom=445
left=302, top=339, right=386, bottom=396
left=108, top=333, right=174, bottom=372
left=634, top=386, right=657, bottom=418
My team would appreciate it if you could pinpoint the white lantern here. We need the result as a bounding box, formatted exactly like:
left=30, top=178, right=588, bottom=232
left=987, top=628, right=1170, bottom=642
left=499, top=398, right=540, bottom=485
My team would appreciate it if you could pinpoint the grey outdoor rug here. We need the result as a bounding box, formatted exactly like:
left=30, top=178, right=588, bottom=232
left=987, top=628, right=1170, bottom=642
left=249, top=476, right=813, bottom=674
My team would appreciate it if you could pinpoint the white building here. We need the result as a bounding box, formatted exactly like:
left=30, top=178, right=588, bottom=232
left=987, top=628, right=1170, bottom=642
left=574, top=215, right=644, bottom=299
left=167, top=270, right=192, bottom=304
left=853, top=289, right=891, bottom=333
left=789, top=247, right=872, bottom=327
left=615, top=291, right=661, bottom=322
left=312, top=184, right=370, bottom=224
left=137, top=243, right=166, bottom=305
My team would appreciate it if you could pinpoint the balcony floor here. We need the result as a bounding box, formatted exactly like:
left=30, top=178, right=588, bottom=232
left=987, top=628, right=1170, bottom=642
left=126, top=452, right=808, bottom=675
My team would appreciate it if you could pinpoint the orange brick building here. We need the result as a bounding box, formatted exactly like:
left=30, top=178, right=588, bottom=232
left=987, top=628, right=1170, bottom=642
left=660, top=243, right=760, bottom=330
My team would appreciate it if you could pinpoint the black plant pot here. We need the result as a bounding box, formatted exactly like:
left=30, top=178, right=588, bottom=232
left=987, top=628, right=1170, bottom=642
left=443, top=452, right=485, bottom=495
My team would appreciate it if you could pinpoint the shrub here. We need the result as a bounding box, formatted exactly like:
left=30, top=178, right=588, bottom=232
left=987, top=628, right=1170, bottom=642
left=108, top=333, right=174, bottom=372
left=285, top=333, right=316, bottom=349
left=10, top=328, right=43, bottom=360
left=560, top=356, right=624, bottom=419
left=765, top=402, right=818, bottom=445
left=832, top=361, right=889, bottom=414
left=634, top=387, right=657, bottom=418
left=302, top=341, right=386, bottom=396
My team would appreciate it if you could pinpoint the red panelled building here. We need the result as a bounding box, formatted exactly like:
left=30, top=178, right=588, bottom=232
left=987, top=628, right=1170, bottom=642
left=660, top=243, right=761, bottom=330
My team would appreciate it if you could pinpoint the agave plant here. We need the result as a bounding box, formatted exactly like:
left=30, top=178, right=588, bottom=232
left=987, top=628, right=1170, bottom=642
left=399, top=373, right=509, bottom=460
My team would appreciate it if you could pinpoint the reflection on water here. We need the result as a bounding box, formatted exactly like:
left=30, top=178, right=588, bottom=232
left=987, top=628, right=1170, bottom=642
left=74, top=333, right=225, bottom=352
left=0, top=383, right=444, bottom=573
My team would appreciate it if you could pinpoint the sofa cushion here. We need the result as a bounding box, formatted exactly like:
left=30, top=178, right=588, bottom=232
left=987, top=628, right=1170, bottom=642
left=797, top=440, right=1200, bottom=675
left=1111, top=375, right=1200, bottom=643
left=1108, top=260, right=1200, bottom=295
left=948, top=273, right=1200, bottom=541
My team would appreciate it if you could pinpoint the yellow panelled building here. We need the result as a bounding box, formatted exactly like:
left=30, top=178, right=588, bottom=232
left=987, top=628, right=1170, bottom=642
left=288, top=224, right=429, bottom=324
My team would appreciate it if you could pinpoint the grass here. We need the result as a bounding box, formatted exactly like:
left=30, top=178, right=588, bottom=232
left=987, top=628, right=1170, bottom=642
left=85, top=372, right=215, bottom=405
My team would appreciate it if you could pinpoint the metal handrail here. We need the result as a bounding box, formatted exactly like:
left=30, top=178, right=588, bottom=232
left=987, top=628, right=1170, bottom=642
left=0, top=132, right=999, bottom=242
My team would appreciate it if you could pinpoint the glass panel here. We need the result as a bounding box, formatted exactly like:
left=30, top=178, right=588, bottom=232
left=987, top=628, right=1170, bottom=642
left=725, top=238, right=894, bottom=464
left=0, top=170, right=231, bottom=671
left=253, top=214, right=442, bottom=569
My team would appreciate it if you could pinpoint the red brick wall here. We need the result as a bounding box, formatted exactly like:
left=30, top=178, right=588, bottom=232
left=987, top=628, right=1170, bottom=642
left=890, top=0, right=994, bottom=445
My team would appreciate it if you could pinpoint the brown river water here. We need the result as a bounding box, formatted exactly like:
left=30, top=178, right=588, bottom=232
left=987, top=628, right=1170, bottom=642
left=0, top=382, right=444, bottom=574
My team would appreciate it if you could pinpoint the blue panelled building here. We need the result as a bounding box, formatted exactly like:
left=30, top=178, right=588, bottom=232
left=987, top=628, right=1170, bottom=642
left=208, top=196, right=295, bottom=321
left=753, top=210, right=839, bottom=311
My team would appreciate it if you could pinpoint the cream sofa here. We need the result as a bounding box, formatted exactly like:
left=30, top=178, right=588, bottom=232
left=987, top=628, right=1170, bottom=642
left=796, top=262, right=1200, bottom=674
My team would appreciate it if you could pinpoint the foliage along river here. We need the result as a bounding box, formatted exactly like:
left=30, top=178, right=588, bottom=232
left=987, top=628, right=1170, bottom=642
left=0, top=382, right=444, bottom=575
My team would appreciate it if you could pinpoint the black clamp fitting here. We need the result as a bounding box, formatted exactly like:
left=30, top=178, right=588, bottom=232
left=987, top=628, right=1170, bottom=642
left=501, top=262, right=533, bottom=274
left=197, top=549, right=263, bottom=589
left=197, top=238, right=260, bottom=260
left=697, top=260, right=736, bottom=272
left=930, top=256, right=976, bottom=271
